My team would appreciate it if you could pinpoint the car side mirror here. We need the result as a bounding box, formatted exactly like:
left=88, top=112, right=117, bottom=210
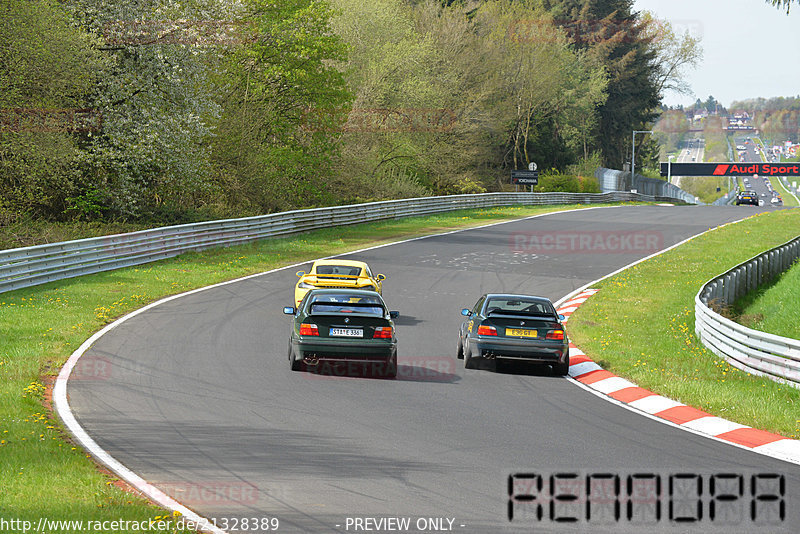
left=389, top=311, right=399, bottom=319
left=558, top=314, right=566, bottom=321
left=283, top=307, right=296, bottom=315
left=376, top=274, right=386, bottom=281
left=296, top=271, right=306, bottom=277
left=461, top=308, right=471, bottom=316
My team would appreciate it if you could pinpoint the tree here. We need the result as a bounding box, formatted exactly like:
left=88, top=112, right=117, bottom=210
left=211, top=0, right=352, bottom=212
left=0, top=0, right=107, bottom=221
left=328, top=0, right=608, bottom=193
left=475, top=2, right=582, bottom=173
left=329, top=0, right=499, bottom=196
left=767, top=0, right=795, bottom=12
left=638, top=11, right=702, bottom=99
left=66, top=0, right=224, bottom=219
left=538, top=0, right=661, bottom=168
left=653, top=109, right=689, bottom=155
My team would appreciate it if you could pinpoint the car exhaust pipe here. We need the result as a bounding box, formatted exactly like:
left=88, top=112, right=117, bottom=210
left=303, top=356, right=320, bottom=366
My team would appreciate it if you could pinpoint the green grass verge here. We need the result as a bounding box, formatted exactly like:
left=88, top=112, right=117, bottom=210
left=677, top=176, right=728, bottom=204
left=1, top=202, right=626, bottom=530
left=772, top=177, right=800, bottom=207
left=734, top=259, right=800, bottom=339
left=567, top=209, right=800, bottom=439
left=702, top=130, right=728, bottom=162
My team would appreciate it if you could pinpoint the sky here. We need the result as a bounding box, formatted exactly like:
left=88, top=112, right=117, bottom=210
left=633, top=0, right=800, bottom=108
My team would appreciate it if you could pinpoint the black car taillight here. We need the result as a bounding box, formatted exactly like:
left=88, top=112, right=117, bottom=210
left=299, top=323, right=319, bottom=336
left=373, top=326, right=392, bottom=339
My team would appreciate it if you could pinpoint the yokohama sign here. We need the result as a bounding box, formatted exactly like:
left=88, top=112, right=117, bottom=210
left=660, top=162, right=800, bottom=177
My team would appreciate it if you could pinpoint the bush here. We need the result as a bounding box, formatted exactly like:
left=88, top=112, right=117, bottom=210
left=534, top=171, right=600, bottom=193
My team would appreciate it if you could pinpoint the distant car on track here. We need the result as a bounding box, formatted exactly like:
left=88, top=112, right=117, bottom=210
left=457, top=294, right=569, bottom=374
left=293, top=259, right=385, bottom=306
left=735, top=191, right=758, bottom=206
left=284, top=289, right=399, bottom=377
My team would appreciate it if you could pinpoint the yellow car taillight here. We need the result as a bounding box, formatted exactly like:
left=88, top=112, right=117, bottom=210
left=477, top=325, right=497, bottom=336
left=546, top=329, right=564, bottom=340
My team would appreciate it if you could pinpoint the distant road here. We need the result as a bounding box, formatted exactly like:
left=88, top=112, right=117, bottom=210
left=671, top=136, right=704, bottom=188
left=735, top=136, right=782, bottom=208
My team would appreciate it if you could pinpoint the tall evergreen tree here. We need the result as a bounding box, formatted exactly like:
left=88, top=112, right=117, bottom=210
left=538, top=0, right=660, bottom=168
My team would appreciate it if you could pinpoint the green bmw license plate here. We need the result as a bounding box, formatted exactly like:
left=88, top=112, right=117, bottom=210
left=506, top=328, right=537, bottom=338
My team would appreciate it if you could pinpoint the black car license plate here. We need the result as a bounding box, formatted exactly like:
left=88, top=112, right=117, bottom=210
left=329, top=328, right=363, bottom=337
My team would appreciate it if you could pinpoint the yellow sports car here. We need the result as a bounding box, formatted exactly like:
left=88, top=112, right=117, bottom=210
left=294, top=259, right=386, bottom=306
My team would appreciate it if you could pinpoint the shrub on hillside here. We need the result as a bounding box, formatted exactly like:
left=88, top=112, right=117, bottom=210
left=533, top=171, right=600, bottom=193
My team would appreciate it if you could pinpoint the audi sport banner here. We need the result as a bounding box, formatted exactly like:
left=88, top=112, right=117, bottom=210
left=660, top=162, right=800, bottom=177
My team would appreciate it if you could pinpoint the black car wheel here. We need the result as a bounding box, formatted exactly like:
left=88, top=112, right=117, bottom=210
left=463, top=339, right=476, bottom=369
left=384, top=352, right=397, bottom=379
left=553, top=356, right=570, bottom=376
left=456, top=337, right=464, bottom=360
left=289, top=344, right=303, bottom=371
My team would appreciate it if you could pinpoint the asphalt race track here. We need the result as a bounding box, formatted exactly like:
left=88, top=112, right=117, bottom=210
left=68, top=205, right=800, bottom=533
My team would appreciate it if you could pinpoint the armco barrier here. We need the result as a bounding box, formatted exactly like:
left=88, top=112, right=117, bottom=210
left=0, top=191, right=681, bottom=294
left=695, top=235, right=800, bottom=387
left=594, top=167, right=697, bottom=204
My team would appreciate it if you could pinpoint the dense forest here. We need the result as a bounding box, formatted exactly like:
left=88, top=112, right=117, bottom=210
left=1, top=0, right=699, bottom=224
left=729, top=96, right=800, bottom=145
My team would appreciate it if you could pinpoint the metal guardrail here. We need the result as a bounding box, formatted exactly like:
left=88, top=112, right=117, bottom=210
left=712, top=178, right=738, bottom=206
left=712, top=191, right=732, bottom=206
left=0, top=191, right=681, bottom=294
left=695, top=236, right=800, bottom=387
left=594, top=168, right=697, bottom=204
